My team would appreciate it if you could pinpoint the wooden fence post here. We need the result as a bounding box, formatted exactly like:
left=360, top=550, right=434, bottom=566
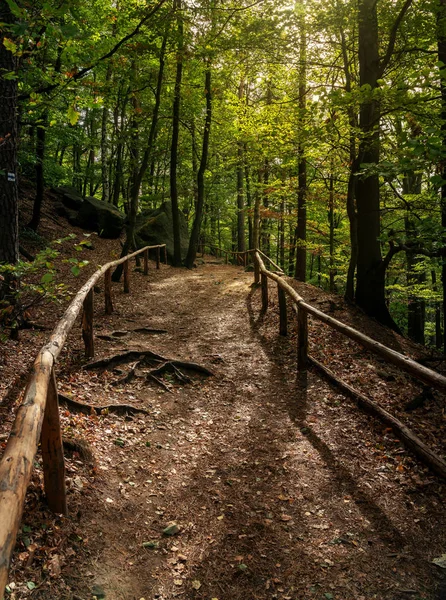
left=82, top=288, right=94, bottom=358
left=254, top=256, right=260, bottom=285
left=143, top=249, right=149, bottom=275
left=164, top=245, right=168, bottom=264
left=104, top=268, right=113, bottom=314
left=156, top=247, right=160, bottom=269
left=261, top=272, right=268, bottom=312
left=225, top=251, right=228, bottom=264
left=41, top=368, right=67, bottom=515
left=278, top=285, right=287, bottom=336
left=123, top=259, right=130, bottom=293
left=297, top=306, right=308, bottom=371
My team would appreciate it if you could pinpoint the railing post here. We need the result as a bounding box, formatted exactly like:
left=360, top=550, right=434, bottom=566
left=163, top=245, right=168, bottom=264
left=254, top=254, right=260, bottom=285
left=261, top=272, right=268, bottom=312
left=104, top=267, right=113, bottom=314
left=82, top=288, right=94, bottom=358
left=297, top=306, right=308, bottom=371
left=225, top=251, right=228, bottom=264
left=243, top=252, right=247, bottom=267
left=278, top=284, right=287, bottom=336
left=41, top=368, right=67, bottom=515
left=156, top=246, right=160, bottom=269
left=143, top=249, right=149, bottom=275
left=123, top=259, right=130, bottom=293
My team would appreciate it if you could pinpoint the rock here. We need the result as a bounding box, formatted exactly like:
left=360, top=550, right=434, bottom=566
left=163, top=522, right=180, bottom=536
left=135, top=202, right=189, bottom=262
left=91, top=584, right=106, bottom=598
left=54, top=202, right=79, bottom=225
left=53, top=186, right=84, bottom=210
left=78, top=196, right=125, bottom=238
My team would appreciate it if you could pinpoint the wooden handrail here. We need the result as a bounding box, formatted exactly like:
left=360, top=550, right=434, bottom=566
left=254, top=251, right=446, bottom=391
left=253, top=250, right=446, bottom=479
left=0, top=244, right=166, bottom=597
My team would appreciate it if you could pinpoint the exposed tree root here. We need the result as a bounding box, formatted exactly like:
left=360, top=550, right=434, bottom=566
left=84, top=350, right=214, bottom=391
left=84, top=350, right=166, bottom=371
left=58, top=393, right=149, bottom=416
left=62, top=437, right=95, bottom=464
left=97, top=328, right=168, bottom=341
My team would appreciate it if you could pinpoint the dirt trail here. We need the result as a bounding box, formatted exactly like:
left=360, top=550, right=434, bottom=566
left=12, top=261, right=446, bottom=600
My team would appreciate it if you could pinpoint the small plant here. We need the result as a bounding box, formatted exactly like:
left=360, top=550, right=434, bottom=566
left=0, top=235, right=89, bottom=340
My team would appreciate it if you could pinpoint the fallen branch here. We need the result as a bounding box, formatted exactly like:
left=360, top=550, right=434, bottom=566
left=309, top=356, right=446, bottom=480
left=58, top=393, right=149, bottom=416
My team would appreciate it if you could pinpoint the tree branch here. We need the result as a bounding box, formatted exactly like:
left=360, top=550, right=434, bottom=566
left=19, top=0, right=168, bottom=101
left=379, top=0, right=414, bottom=76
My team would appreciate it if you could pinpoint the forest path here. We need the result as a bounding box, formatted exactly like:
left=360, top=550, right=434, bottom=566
left=46, top=261, right=444, bottom=600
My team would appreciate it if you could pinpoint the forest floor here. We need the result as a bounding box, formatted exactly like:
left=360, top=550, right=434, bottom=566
left=2, top=193, right=446, bottom=600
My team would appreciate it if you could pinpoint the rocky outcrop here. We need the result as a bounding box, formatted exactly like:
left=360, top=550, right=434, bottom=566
left=77, top=196, right=125, bottom=238
left=53, top=186, right=84, bottom=211
left=135, top=202, right=189, bottom=261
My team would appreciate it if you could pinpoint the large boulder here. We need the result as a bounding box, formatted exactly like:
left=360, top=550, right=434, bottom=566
left=77, top=196, right=125, bottom=238
left=53, top=186, right=84, bottom=211
left=135, top=202, right=189, bottom=261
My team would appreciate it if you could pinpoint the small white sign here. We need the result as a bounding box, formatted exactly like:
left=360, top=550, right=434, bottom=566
left=7, top=172, right=16, bottom=182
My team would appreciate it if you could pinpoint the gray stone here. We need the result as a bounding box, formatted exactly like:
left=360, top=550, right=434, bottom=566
left=135, top=202, right=189, bottom=262
left=78, top=196, right=125, bottom=239
left=53, top=186, right=84, bottom=210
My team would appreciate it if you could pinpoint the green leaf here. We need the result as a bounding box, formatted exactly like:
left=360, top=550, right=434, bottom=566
left=67, top=105, right=80, bottom=126
left=3, top=38, right=17, bottom=54
left=70, top=265, right=80, bottom=276
left=40, top=272, right=54, bottom=284
left=26, top=582, right=36, bottom=590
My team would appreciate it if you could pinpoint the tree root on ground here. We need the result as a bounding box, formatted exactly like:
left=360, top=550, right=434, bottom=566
left=62, top=437, right=95, bottom=463
left=97, top=328, right=168, bottom=341
left=84, top=350, right=214, bottom=392
left=58, top=393, right=149, bottom=415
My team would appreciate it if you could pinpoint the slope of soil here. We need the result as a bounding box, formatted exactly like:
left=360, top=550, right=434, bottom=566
left=3, top=255, right=446, bottom=600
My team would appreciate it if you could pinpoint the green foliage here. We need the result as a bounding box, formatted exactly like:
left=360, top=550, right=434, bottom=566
left=0, top=236, right=89, bottom=339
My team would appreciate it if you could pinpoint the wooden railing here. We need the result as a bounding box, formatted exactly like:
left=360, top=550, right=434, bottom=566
left=0, top=244, right=167, bottom=597
left=253, top=250, right=446, bottom=479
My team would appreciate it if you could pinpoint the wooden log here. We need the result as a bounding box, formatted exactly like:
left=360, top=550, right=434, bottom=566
left=297, top=306, right=308, bottom=371
left=104, top=267, right=113, bottom=314
left=82, top=288, right=94, bottom=359
left=156, top=246, right=160, bottom=269
left=163, top=245, right=168, bottom=264
left=41, top=368, right=67, bottom=515
left=278, top=284, right=287, bottom=336
left=258, top=249, right=284, bottom=273
left=0, top=350, right=53, bottom=597
left=261, top=272, right=268, bottom=312
left=143, top=249, right=149, bottom=275
left=309, top=356, right=446, bottom=480
left=254, top=252, right=446, bottom=392
left=123, top=259, right=130, bottom=294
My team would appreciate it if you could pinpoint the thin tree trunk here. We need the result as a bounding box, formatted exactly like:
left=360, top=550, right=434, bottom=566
left=185, top=67, right=212, bottom=268
left=170, top=0, right=184, bottom=266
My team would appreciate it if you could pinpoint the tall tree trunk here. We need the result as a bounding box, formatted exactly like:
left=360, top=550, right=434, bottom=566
left=237, top=78, right=246, bottom=253
left=0, top=2, right=19, bottom=264
left=28, top=113, right=47, bottom=231
left=294, top=23, right=307, bottom=281
left=355, top=0, right=389, bottom=323
left=438, top=0, right=446, bottom=351
left=170, top=0, right=184, bottom=266
left=101, top=64, right=112, bottom=203
left=185, top=66, right=212, bottom=269
left=328, top=168, right=335, bottom=292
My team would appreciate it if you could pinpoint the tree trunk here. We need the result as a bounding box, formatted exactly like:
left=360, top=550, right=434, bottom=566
left=438, top=0, right=446, bottom=351
left=28, top=113, right=47, bottom=231
left=0, top=2, right=19, bottom=264
left=185, top=67, right=212, bottom=269
left=170, top=0, right=184, bottom=266
left=294, top=24, right=307, bottom=281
